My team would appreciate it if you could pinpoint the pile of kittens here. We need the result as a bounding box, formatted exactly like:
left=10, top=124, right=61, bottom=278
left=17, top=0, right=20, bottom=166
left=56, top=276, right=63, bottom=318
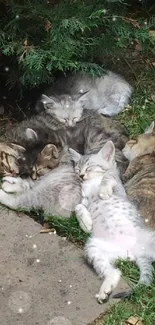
left=0, top=70, right=155, bottom=304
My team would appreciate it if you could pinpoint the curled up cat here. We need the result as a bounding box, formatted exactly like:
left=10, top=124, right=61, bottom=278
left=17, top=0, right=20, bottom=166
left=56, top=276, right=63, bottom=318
left=69, top=141, right=155, bottom=303
left=36, top=71, right=133, bottom=123
left=0, top=143, right=81, bottom=219
left=122, top=121, right=155, bottom=229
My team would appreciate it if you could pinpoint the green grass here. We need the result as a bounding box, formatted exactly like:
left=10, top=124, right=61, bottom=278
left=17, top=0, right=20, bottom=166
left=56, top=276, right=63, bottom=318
left=46, top=67, right=155, bottom=325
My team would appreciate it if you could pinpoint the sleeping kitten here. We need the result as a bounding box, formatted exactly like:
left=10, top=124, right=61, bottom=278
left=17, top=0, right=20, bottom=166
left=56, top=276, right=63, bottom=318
left=36, top=71, right=132, bottom=126
left=2, top=142, right=60, bottom=194
left=122, top=121, right=155, bottom=229
left=0, top=147, right=81, bottom=218
left=0, top=107, right=129, bottom=177
left=0, top=142, right=31, bottom=177
left=70, top=141, right=155, bottom=303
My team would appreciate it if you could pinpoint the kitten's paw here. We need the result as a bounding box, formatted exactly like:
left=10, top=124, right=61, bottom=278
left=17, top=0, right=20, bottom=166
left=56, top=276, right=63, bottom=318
left=95, top=291, right=110, bottom=304
left=99, top=185, right=113, bottom=200
left=3, top=176, right=17, bottom=184
left=75, top=204, right=93, bottom=233
left=0, top=189, right=8, bottom=201
left=2, top=181, right=16, bottom=193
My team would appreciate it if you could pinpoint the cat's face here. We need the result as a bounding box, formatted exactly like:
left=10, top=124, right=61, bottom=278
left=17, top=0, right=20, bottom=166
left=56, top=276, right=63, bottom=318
left=31, top=144, right=60, bottom=180
left=122, top=121, right=155, bottom=161
left=0, top=143, right=27, bottom=177
left=41, top=92, right=88, bottom=127
left=69, top=141, right=116, bottom=180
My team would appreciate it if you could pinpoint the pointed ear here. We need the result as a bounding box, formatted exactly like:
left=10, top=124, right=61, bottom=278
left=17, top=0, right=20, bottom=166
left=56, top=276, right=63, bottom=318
left=69, top=148, right=81, bottom=163
left=76, top=91, right=89, bottom=102
left=40, top=144, right=59, bottom=160
left=99, top=141, right=115, bottom=161
left=144, top=121, right=155, bottom=134
left=25, top=128, right=38, bottom=142
left=41, top=94, right=57, bottom=107
left=10, top=143, right=26, bottom=153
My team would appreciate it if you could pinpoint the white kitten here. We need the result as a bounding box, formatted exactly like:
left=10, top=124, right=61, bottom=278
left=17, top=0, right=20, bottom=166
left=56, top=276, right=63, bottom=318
left=70, top=141, right=155, bottom=303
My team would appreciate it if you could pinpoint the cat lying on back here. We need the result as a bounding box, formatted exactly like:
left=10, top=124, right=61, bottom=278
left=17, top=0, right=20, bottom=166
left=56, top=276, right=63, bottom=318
left=122, top=121, right=155, bottom=229
left=70, top=141, right=155, bottom=303
left=36, top=71, right=132, bottom=126
left=0, top=145, right=81, bottom=219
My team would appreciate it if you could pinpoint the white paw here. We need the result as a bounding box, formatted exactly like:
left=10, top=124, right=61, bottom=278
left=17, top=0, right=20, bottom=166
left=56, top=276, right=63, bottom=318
left=75, top=204, right=93, bottom=233
left=2, top=181, right=17, bottom=193
left=0, top=189, right=8, bottom=202
left=2, top=177, right=23, bottom=193
left=99, top=185, right=113, bottom=200
left=2, top=176, right=17, bottom=184
left=95, top=285, right=112, bottom=304
left=95, top=292, right=109, bottom=304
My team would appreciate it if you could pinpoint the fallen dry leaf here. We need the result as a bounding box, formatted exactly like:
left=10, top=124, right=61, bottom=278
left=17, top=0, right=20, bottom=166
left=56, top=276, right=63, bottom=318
left=24, top=39, right=28, bottom=46
left=126, top=316, right=143, bottom=325
left=150, top=94, right=155, bottom=102
left=149, top=30, right=155, bottom=39
left=40, top=228, right=56, bottom=233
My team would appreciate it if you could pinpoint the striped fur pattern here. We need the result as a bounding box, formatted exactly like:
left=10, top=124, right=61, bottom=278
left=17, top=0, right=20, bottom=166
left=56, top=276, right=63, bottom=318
left=0, top=109, right=129, bottom=178
left=36, top=70, right=132, bottom=125
left=0, top=148, right=82, bottom=218
left=123, top=121, right=155, bottom=229
left=0, top=143, right=28, bottom=177
left=70, top=141, right=155, bottom=303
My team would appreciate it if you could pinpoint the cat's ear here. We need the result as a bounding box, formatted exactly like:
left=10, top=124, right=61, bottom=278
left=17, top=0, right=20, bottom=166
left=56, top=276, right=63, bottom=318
left=69, top=148, right=81, bottom=163
left=74, top=91, right=89, bottom=102
left=10, top=143, right=26, bottom=153
left=99, top=141, right=115, bottom=162
left=40, top=144, right=59, bottom=160
left=41, top=94, right=57, bottom=108
left=25, top=128, right=38, bottom=142
left=144, top=121, right=155, bottom=135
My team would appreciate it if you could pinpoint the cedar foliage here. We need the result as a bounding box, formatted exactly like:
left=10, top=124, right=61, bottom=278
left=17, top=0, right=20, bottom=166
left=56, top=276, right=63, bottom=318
left=0, top=0, right=155, bottom=91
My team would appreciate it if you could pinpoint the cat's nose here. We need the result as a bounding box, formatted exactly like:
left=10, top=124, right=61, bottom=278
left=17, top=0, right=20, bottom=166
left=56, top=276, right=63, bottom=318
left=80, top=174, right=84, bottom=179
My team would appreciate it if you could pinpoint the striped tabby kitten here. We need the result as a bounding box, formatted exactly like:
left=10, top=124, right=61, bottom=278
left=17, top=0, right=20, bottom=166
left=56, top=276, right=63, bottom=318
left=122, top=121, right=155, bottom=229
left=0, top=109, right=129, bottom=177
left=0, top=147, right=81, bottom=218
left=70, top=141, right=155, bottom=303
left=0, top=142, right=28, bottom=177
left=36, top=71, right=132, bottom=125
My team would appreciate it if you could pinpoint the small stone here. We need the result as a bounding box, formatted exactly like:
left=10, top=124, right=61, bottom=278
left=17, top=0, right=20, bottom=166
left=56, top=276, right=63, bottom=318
left=5, top=67, right=9, bottom=72
left=69, top=285, right=72, bottom=288
left=33, top=244, right=37, bottom=249
left=18, top=308, right=23, bottom=314
left=67, top=301, right=72, bottom=305
left=58, top=280, right=62, bottom=283
left=145, top=218, right=149, bottom=223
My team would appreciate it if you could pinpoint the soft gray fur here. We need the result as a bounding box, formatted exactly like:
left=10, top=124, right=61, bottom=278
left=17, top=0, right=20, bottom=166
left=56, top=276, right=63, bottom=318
left=1, top=108, right=129, bottom=177
left=70, top=141, right=155, bottom=303
left=0, top=149, right=81, bottom=218
left=36, top=71, right=132, bottom=126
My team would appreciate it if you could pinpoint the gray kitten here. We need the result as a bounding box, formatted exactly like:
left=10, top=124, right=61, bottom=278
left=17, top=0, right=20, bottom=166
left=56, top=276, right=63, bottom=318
left=0, top=148, right=81, bottom=218
left=1, top=108, right=128, bottom=177
left=69, top=141, right=155, bottom=303
left=36, top=71, right=132, bottom=126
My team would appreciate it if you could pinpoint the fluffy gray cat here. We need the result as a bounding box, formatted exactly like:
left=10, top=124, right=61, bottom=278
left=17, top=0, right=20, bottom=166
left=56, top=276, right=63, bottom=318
left=69, top=141, right=155, bottom=303
left=36, top=71, right=132, bottom=126
left=1, top=108, right=129, bottom=177
left=0, top=148, right=81, bottom=218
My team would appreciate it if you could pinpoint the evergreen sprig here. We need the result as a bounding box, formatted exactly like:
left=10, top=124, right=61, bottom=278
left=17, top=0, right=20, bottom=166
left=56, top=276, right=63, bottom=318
left=0, top=0, right=154, bottom=89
